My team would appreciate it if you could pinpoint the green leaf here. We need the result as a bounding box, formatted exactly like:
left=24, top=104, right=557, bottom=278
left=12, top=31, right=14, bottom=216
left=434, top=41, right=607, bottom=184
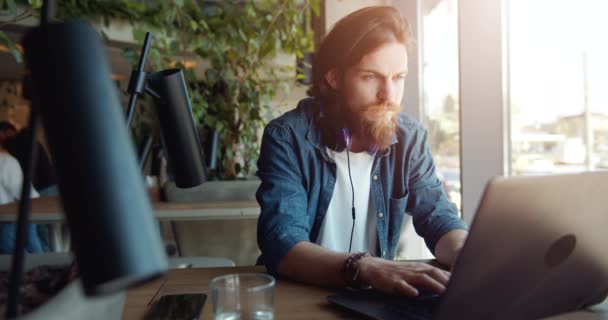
left=149, top=48, right=162, bottom=70
left=170, top=40, right=180, bottom=52
left=133, top=28, right=146, bottom=41
left=166, top=7, right=177, bottom=24
left=238, top=29, right=247, bottom=41
left=122, top=48, right=137, bottom=65
left=190, top=20, right=198, bottom=31
left=27, top=0, right=42, bottom=9
left=310, top=0, right=321, bottom=16
left=0, top=31, right=21, bottom=63
left=246, top=5, right=255, bottom=18
left=225, top=147, right=234, bottom=159
left=6, top=0, right=16, bottom=15
left=205, top=68, right=219, bottom=84
left=199, top=19, right=209, bottom=30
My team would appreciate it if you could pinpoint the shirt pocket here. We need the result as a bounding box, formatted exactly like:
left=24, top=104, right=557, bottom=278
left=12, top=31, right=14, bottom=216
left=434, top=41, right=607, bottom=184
left=388, top=193, right=409, bottom=256
left=389, top=193, right=409, bottom=217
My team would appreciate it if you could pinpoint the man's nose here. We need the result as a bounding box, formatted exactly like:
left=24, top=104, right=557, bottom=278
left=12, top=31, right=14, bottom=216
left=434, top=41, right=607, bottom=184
left=377, top=79, right=395, bottom=101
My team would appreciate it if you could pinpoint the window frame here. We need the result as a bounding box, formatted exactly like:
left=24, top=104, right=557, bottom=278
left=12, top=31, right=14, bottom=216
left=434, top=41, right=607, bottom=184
left=396, top=0, right=510, bottom=224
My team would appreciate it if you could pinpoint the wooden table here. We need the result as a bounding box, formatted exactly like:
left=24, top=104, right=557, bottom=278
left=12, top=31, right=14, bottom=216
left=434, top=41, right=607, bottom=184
left=0, top=196, right=260, bottom=223
left=123, top=266, right=353, bottom=320
left=124, top=266, right=608, bottom=320
left=0, top=195, right=260, bottom=253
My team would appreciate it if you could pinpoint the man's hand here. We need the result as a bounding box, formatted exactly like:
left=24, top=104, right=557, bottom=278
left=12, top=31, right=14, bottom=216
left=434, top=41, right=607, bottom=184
left=357, top=257, right=451, bottom=297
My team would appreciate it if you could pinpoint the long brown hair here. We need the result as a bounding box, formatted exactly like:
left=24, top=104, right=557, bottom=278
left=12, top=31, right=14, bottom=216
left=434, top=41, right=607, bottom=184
left=308, top=6, right=413, bottom=110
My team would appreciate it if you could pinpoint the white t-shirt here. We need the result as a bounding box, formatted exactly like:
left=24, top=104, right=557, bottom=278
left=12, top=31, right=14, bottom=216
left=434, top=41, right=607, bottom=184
left=315, top=147, right=378, bottom=254
left=0, top=150, right=39, bottom=205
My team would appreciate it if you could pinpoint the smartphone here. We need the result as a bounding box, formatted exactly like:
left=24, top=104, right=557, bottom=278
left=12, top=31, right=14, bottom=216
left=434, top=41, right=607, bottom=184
left=145, top=293, right=207, bottom=320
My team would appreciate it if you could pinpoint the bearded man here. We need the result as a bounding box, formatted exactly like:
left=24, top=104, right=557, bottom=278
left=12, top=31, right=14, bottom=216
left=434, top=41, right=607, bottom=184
left=256, top=6, right=468, bottom=296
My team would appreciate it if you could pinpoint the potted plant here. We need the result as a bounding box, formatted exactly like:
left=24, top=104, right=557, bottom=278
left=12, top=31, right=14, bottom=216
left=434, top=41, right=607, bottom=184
left=1, top=0, right=318, bottom=179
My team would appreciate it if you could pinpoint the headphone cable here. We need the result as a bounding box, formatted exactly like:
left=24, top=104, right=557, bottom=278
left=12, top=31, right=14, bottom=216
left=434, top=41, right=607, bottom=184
left=346, top=147, right=356, bottom=253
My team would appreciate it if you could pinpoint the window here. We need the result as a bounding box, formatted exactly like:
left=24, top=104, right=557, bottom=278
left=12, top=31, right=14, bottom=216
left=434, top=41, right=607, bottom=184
left=509, top=0, right=608, bottom=175
left=397, top=0, right=460, bottom=260
left=422, top=0, right=461, bottom=209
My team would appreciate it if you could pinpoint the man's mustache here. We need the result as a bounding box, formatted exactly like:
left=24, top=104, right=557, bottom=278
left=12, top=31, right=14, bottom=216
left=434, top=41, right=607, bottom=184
left=363, top=101, right=400, bottom=113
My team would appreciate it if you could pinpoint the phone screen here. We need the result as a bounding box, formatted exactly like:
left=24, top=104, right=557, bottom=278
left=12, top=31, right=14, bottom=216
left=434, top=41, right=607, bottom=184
left=145, top=293, right=207, bottom=320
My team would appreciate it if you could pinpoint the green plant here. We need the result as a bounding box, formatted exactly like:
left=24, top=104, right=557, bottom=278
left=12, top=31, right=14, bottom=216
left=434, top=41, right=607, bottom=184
left=0, top=0, right=42, bottom=63
left=1, top=0, right=318, bottom=179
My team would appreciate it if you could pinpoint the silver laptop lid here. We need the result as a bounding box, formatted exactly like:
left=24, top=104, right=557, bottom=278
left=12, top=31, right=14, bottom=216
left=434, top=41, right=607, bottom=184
left=436, top=172, right=608, bottom=320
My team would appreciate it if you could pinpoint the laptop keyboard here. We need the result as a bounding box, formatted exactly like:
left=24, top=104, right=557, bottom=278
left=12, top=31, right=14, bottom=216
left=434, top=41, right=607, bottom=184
left=327, top=287, right=441, bottom=320
left=383, top=290, right=439, bottom=320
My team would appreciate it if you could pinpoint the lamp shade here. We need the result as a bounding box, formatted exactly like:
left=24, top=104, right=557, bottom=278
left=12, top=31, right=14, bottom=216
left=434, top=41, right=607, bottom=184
left=147, top=69, right=207, bottom=188
left=23, top=21, right=168, bottom=295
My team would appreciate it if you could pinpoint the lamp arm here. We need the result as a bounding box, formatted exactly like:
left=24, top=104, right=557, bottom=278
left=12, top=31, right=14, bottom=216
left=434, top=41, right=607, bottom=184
left=125, top=32, right=153, bottom=128
left=6, top=89, right=42, bottom=319
left=5, top=0, right=54, bottom=317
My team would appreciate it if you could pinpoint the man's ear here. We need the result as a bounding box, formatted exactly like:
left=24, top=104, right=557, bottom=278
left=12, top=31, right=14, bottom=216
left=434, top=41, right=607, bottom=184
left=324, top=69, right=341, bottom=90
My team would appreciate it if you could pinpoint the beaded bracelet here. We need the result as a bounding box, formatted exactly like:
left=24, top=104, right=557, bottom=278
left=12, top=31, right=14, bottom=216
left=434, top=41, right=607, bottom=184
left=343, top=252, right=372, bottom=290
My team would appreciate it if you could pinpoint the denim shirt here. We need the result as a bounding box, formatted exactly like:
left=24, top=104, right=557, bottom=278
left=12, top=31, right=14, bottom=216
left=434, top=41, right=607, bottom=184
left=256, top=98, right=468, bottom=275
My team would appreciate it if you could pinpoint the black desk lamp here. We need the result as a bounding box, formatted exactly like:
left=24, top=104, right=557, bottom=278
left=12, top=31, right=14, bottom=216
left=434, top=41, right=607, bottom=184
left=6, top=1, right=168, bottom=318
left=124, top=32, right=213, bottom=201
left=124, top=33, right=260, bottom=203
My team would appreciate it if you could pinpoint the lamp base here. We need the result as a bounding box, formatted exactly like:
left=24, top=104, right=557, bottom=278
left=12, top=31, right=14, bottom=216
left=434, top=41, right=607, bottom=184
left=162, top=180, right=260, bottom=203
left=18, top=278, right=125, bottom=320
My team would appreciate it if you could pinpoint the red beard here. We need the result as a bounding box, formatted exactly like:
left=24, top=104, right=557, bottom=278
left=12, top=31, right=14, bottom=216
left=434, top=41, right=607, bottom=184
left=348, top=101, right=400, bottom=151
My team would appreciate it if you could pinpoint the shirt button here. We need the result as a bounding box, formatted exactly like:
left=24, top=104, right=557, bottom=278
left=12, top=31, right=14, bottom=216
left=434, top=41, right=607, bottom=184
left=373, top=175, right=378, bottom=181
left=377, top=212, right=384, bottom=219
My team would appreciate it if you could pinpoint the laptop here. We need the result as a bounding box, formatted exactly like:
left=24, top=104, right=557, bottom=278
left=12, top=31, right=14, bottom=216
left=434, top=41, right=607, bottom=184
left=328, top=172, right=608, bottom=319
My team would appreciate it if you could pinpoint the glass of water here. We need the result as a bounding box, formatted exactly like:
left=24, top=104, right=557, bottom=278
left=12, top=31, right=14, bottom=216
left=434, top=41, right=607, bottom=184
left=209, top=273, right=275, bottom=320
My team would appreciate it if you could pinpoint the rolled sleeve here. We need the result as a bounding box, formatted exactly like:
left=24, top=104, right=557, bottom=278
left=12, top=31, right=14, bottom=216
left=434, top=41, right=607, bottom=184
left=407, top=130, right=468, bottom=254
left=256, top=122, right=310, bottom=275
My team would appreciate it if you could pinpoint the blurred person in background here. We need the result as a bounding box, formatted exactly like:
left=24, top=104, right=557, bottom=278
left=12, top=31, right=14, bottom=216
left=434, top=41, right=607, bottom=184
left=0, top=121, right=44, bottom=253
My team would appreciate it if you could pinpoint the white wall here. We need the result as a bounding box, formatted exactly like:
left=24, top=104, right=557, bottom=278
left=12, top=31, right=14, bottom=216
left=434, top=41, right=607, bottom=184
left=325, top=0, right=392, bottom=30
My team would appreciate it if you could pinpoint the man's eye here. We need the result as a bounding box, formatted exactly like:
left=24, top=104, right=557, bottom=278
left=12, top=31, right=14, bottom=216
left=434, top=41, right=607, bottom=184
left=362, top=75, right=376, bottom=80
left=395, top=74, right=407, bottom=80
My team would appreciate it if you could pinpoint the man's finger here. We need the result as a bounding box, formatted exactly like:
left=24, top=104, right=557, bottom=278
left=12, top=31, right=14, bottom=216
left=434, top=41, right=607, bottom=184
left=394, top=279, right=419, bottom=297
left=426, top=267, right=450, bottom=286
left=412, top=273, right=446, bottom=294
left=442, top=269, right=451, bottom=278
